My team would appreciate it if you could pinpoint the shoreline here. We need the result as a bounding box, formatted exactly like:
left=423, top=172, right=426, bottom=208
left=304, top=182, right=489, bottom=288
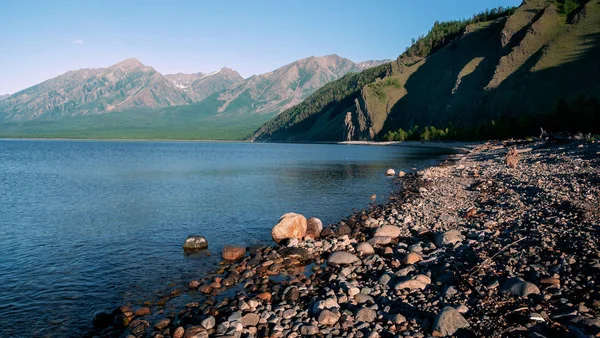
left=85, top=138, right=600, bottom=338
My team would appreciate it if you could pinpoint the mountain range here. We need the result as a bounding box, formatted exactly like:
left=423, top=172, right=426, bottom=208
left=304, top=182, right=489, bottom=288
left=0, top=55, right=389, bottom=126
left=252, top=0, right=600, bottom=141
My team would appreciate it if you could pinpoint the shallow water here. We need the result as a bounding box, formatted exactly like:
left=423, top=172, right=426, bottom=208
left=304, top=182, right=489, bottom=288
left=0, top=140, right=452, bottom=337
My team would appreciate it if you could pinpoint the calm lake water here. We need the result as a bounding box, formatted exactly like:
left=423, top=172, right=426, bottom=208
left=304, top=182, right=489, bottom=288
left=0, top=140, right=453, bottom=337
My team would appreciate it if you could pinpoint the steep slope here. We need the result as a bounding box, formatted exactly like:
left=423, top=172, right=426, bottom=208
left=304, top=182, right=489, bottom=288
left=200, top=54, right=363, bottom=118
left=252, top=0, right=600, bottom=142
left=0, top=58, right=191, bottom=121
left=164, top=68, right=244, bottom=101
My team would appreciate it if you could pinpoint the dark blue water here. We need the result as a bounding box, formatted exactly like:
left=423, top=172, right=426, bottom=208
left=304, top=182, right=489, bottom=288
left=0, top=140, right=452, bottom=337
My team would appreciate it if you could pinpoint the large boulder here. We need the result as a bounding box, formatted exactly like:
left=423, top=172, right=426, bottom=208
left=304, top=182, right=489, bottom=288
left=385, top=169, right=396, bottom=176
left=221, top=245, right=246, bottom=260
left=432, top=306, right=470, bottom=336
left=272, top=213, right=307, bottom=243
left=305, top=217, right=323, bottom=239
left=182, top=235, right=208, bottom=252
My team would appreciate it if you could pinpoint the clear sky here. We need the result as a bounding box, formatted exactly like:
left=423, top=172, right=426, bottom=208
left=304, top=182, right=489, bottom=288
left=0, top=0, right=522, bottom=94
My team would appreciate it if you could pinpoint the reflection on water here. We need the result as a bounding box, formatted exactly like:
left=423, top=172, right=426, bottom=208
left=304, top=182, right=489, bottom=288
left=0, top=140, right=453, bottom=337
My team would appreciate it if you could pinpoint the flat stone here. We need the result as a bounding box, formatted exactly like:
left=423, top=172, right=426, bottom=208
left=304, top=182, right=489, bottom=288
left=318, top=309, right=340, bottom=325
left=500, top=277, right=540, bottom=297
left=402, top=252, right=422, bottom=265
left=367, top=236, right=392, bottom=246
left=356, top=242, right=375, bottom=255
left=435, top=230, right=464, bottom=247
left=355, top=308, right=377, bottom=322
left=327, top=251, right=360, bottom=266
left=183, top=326, right=208, bottom=338
left=241, top=313, right=260, bottom=327
left=374, top=225, right=401, bottom=238
left=432, top=306, right=470, bottom=336
left=394, top=279, right=428, bottom=290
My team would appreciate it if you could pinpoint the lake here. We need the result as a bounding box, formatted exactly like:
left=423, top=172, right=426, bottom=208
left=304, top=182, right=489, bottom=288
left=0, top=140, right=453, bottom=337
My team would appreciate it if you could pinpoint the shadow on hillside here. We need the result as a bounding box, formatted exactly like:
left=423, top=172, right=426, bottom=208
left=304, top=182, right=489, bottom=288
left=380, top=4, right=600, bottom=137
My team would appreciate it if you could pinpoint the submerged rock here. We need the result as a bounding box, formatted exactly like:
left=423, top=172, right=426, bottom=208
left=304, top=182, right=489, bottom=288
left=272, top=213, right=307, bottom=243
left=182, top=235, right=208, bottom=251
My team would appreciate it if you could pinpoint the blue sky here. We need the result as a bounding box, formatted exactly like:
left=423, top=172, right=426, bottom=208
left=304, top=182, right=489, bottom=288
left=0, top=0, right=521, bottom=94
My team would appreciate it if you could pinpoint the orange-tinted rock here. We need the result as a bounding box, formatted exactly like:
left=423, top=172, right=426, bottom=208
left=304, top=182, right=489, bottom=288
left=222, top=245, right=246, bottom=260
left=134, top=307, right=151, bottom=317
left=271, top=213, right=307, bottom=243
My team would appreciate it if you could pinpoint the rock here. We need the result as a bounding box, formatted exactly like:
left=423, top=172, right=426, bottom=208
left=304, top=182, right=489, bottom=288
left=500, top=277, right=540, bottom=297
left=327, top=251, right=361, bottom=266
left=129, top=319, right=149, bottom=335
left=155, top=318, right=171, bottom=330
left=134, top=307, right=151, bottom=317
left=540, top=277, right=560, bottom=285
left=272, top=213, right=307, bottom=243
left=335, top=224, right=352, bottom=237
left=385, top=169, right=396, bottom=176
left=432, top=306, right=470, bottom=336
left=183, top=235, right=208, bottom=251
left=221, top=245, right=246, bottom=261
left=394, top=279, right=428, bottom=290
left=398, top=171, right=406, bottom=178
left=435, top=230, right=464, bottom=247
left=173, top=326, right=185, bottom=338
left=564, top=316, right=600, bottom=335
left=318, top=309, right=340, bottom=325
left=279, top=247, right=312, bottom=262
left=183, top=326, right=208, bottom=338
left=201, top=316, right=215, bottom=330
left=256, top=292, right=272, bottom=302
left=355, top=308, right=377, bottom=322
left=402, top=252, right=422, bottom=265
left=367, top=236, right=392, bottom=246
left=241, top=313, right=260, bottom=327
left=93, top=311, right=113, bottom=329
left=387, top=313, right=407, bottom=324
left=300, top=325, right=319, bottom=335
left=356, top=242, right=375, bottom=255
left=189, top=280, right=200, bottom=290
left=312, top=298, right=340, bottom=313
left=305, top=217, right=323, bottom=239
left=374, top=225, right=401, bottom=238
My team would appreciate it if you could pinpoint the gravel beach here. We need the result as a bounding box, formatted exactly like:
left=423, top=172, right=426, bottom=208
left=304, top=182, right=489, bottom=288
left=87, top=138, right=600, bottom=338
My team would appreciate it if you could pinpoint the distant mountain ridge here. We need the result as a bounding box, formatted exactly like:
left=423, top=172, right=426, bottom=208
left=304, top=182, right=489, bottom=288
left=0, top=94, right=8, bottom=101
left=0, top=55, right=387, bottom=123
left=0, top=58, right=192, bottom=120
left=164, top=68, right=244, bottom=102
